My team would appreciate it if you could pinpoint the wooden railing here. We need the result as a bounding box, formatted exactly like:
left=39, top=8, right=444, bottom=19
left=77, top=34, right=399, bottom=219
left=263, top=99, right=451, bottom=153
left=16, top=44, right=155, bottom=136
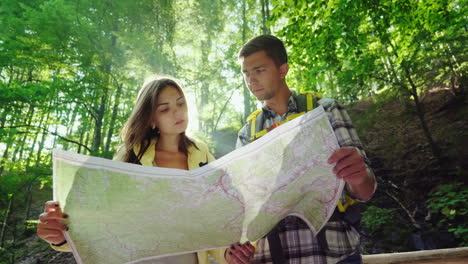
left=363, top=247, right=468, bottom=264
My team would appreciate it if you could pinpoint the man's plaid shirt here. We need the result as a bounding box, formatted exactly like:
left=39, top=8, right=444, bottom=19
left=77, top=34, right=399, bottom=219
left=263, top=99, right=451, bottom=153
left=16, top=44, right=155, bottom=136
left=236, top=91, right=376, bottom=264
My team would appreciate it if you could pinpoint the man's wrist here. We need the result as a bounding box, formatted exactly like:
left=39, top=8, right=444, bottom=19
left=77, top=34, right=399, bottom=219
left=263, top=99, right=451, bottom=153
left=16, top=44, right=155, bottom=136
left=348, top=169, right=376, bottom=201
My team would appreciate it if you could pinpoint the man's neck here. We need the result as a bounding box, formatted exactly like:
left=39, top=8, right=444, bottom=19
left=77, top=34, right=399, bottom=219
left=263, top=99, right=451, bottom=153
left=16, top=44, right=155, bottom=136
left=265, top=86, right=291, bottom=116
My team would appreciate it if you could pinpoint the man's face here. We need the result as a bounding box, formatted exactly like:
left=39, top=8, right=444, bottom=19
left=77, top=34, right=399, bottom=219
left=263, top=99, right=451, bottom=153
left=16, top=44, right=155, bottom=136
left=240, top=50, right=288, bottom=101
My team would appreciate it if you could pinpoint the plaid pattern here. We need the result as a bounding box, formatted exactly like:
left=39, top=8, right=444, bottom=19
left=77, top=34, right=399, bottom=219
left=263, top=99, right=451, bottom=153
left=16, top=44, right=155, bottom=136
left=236, top=91, right=376, bottom=263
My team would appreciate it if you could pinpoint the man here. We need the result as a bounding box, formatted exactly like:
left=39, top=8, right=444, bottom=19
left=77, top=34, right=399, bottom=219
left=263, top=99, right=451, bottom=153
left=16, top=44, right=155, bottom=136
left=231, top=35, right=376, bottom=264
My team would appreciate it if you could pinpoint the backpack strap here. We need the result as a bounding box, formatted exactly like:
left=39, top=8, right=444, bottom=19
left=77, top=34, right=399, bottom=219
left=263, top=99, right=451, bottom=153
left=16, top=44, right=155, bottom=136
left=246, top=109, right=266, bottom=141
left=245, top=91, right=322, bottom=142
left=298, top=91, right=322, bottom=112
left=267, top=226, right=286, bottom=264
left=337, top=194, right=356, bottom=213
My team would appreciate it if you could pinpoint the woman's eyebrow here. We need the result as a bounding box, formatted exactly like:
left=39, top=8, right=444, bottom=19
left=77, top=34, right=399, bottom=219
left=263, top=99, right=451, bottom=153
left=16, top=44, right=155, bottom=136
left=156, top=96, right=184, bottom=107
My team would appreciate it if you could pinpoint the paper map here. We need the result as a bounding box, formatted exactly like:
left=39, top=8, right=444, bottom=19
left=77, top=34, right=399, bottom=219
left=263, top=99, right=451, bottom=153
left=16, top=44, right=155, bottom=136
left=53, top=106, right=344, bottom=264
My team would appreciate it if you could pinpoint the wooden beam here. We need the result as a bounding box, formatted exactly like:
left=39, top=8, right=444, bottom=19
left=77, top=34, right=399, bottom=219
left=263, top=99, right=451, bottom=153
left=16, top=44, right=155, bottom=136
left=363, top=247, right=468, bottom=264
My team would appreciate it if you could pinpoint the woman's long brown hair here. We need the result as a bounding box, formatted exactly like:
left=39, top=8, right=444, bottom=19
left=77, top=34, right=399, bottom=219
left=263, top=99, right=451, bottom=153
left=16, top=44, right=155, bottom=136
left=119, top=76, right=197, bottom=164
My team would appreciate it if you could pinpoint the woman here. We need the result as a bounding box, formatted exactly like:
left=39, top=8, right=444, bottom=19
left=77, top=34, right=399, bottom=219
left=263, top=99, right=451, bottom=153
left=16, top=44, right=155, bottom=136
left=37, top=76, right=254, bottom=263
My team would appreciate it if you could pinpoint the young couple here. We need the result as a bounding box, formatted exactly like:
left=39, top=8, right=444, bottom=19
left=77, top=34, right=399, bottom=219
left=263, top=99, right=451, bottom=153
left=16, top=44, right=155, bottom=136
left=37, top=35, right=376, bottom=264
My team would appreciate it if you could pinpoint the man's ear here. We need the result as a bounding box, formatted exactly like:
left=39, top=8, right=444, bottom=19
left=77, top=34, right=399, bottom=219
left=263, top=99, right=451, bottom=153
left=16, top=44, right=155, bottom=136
left=279, top=63, right=289, bottom=79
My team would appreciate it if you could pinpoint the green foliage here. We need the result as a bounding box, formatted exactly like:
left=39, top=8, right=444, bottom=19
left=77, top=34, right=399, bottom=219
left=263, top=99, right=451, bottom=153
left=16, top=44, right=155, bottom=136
left=362, top=205, right=395, bottom=234
left=0, top=0, right=466, bottom=260
left=211, top=126, right=240, bottom=158
left=427, top=183, right=468, bottom=246
left=360, top=205, right=417, bottom=254
left=347, top=101, right=381, bottom=133
left=271, top=0, right=466, bottom=103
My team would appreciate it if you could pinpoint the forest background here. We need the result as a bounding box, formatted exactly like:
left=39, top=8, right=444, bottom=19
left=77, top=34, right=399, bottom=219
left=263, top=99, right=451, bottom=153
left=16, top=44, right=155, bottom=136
left=0, top=0, right=466, bottom=263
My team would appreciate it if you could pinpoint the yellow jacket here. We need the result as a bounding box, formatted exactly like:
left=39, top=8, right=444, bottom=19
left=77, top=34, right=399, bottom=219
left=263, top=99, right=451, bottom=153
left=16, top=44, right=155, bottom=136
left=52, top=138, right=227, bottom=264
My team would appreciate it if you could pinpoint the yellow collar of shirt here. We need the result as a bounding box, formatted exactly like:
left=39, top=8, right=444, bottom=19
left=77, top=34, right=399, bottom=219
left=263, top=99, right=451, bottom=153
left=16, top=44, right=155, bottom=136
left=134, top=138, right=214, bottom=170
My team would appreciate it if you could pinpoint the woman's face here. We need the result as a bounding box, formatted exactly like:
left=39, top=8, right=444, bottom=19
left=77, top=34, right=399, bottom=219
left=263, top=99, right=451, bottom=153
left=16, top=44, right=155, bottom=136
left=152, top=85, right=188, bottom=136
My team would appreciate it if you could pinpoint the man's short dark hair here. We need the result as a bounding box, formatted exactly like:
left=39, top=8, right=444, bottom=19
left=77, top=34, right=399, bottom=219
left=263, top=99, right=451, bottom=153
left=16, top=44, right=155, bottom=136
left=239, top=35, right=288, bottom=67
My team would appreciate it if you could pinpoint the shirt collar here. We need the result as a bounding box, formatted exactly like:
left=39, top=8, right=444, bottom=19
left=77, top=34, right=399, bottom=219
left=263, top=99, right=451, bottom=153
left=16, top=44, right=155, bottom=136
left=261, top=90, right=299, bottom=119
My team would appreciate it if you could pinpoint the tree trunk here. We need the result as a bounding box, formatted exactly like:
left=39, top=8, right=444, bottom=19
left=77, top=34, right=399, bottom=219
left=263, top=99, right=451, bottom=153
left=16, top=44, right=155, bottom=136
left=52, top=106, right=62, bottom=148
left=261, top=0, right=271, bottom=34
left=105, top=82, right=123, bottom=154
left=198, top=39, right=211, bottom=134
left=386, top=38, right=441, bottom=161
left=23, top=180, right=33, bottom=223
left=385, top=190, right=418, bottom=228
left=0, top=105, right=10, bottom=128
left=0, top=194, right=13, bottom=248
left=35, top=129, right=48, bottom=168
left=5, top=102, right=24, bottom=164
left=27, top=109, right=47, bottom=167
left=52, top=122, right=60, bottom=149
left=404, top=68, right=441, bottom=161
left=78, top=125, right=86, bottom=154
left=213, top=87, right=238, bottom=131
left=384, top=55, right=402, bottom=86
left=327, top=70, right=336, bottom=98
left=34, top=110, right=51, bottom=168
left=242, top=0, right=251, bottom=123
left=77, top=113, right=89, bottom=154
left=0, top=140, right=10, bottom=176
left=83, top=130, right=91, bottom=155
left=16, top=105, right=35, bottom=162
left=64, top=105, right=78, bottom=150
left=92, top=19, right=118, bottom=155
left=91, top=92, right=107, bottom=154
